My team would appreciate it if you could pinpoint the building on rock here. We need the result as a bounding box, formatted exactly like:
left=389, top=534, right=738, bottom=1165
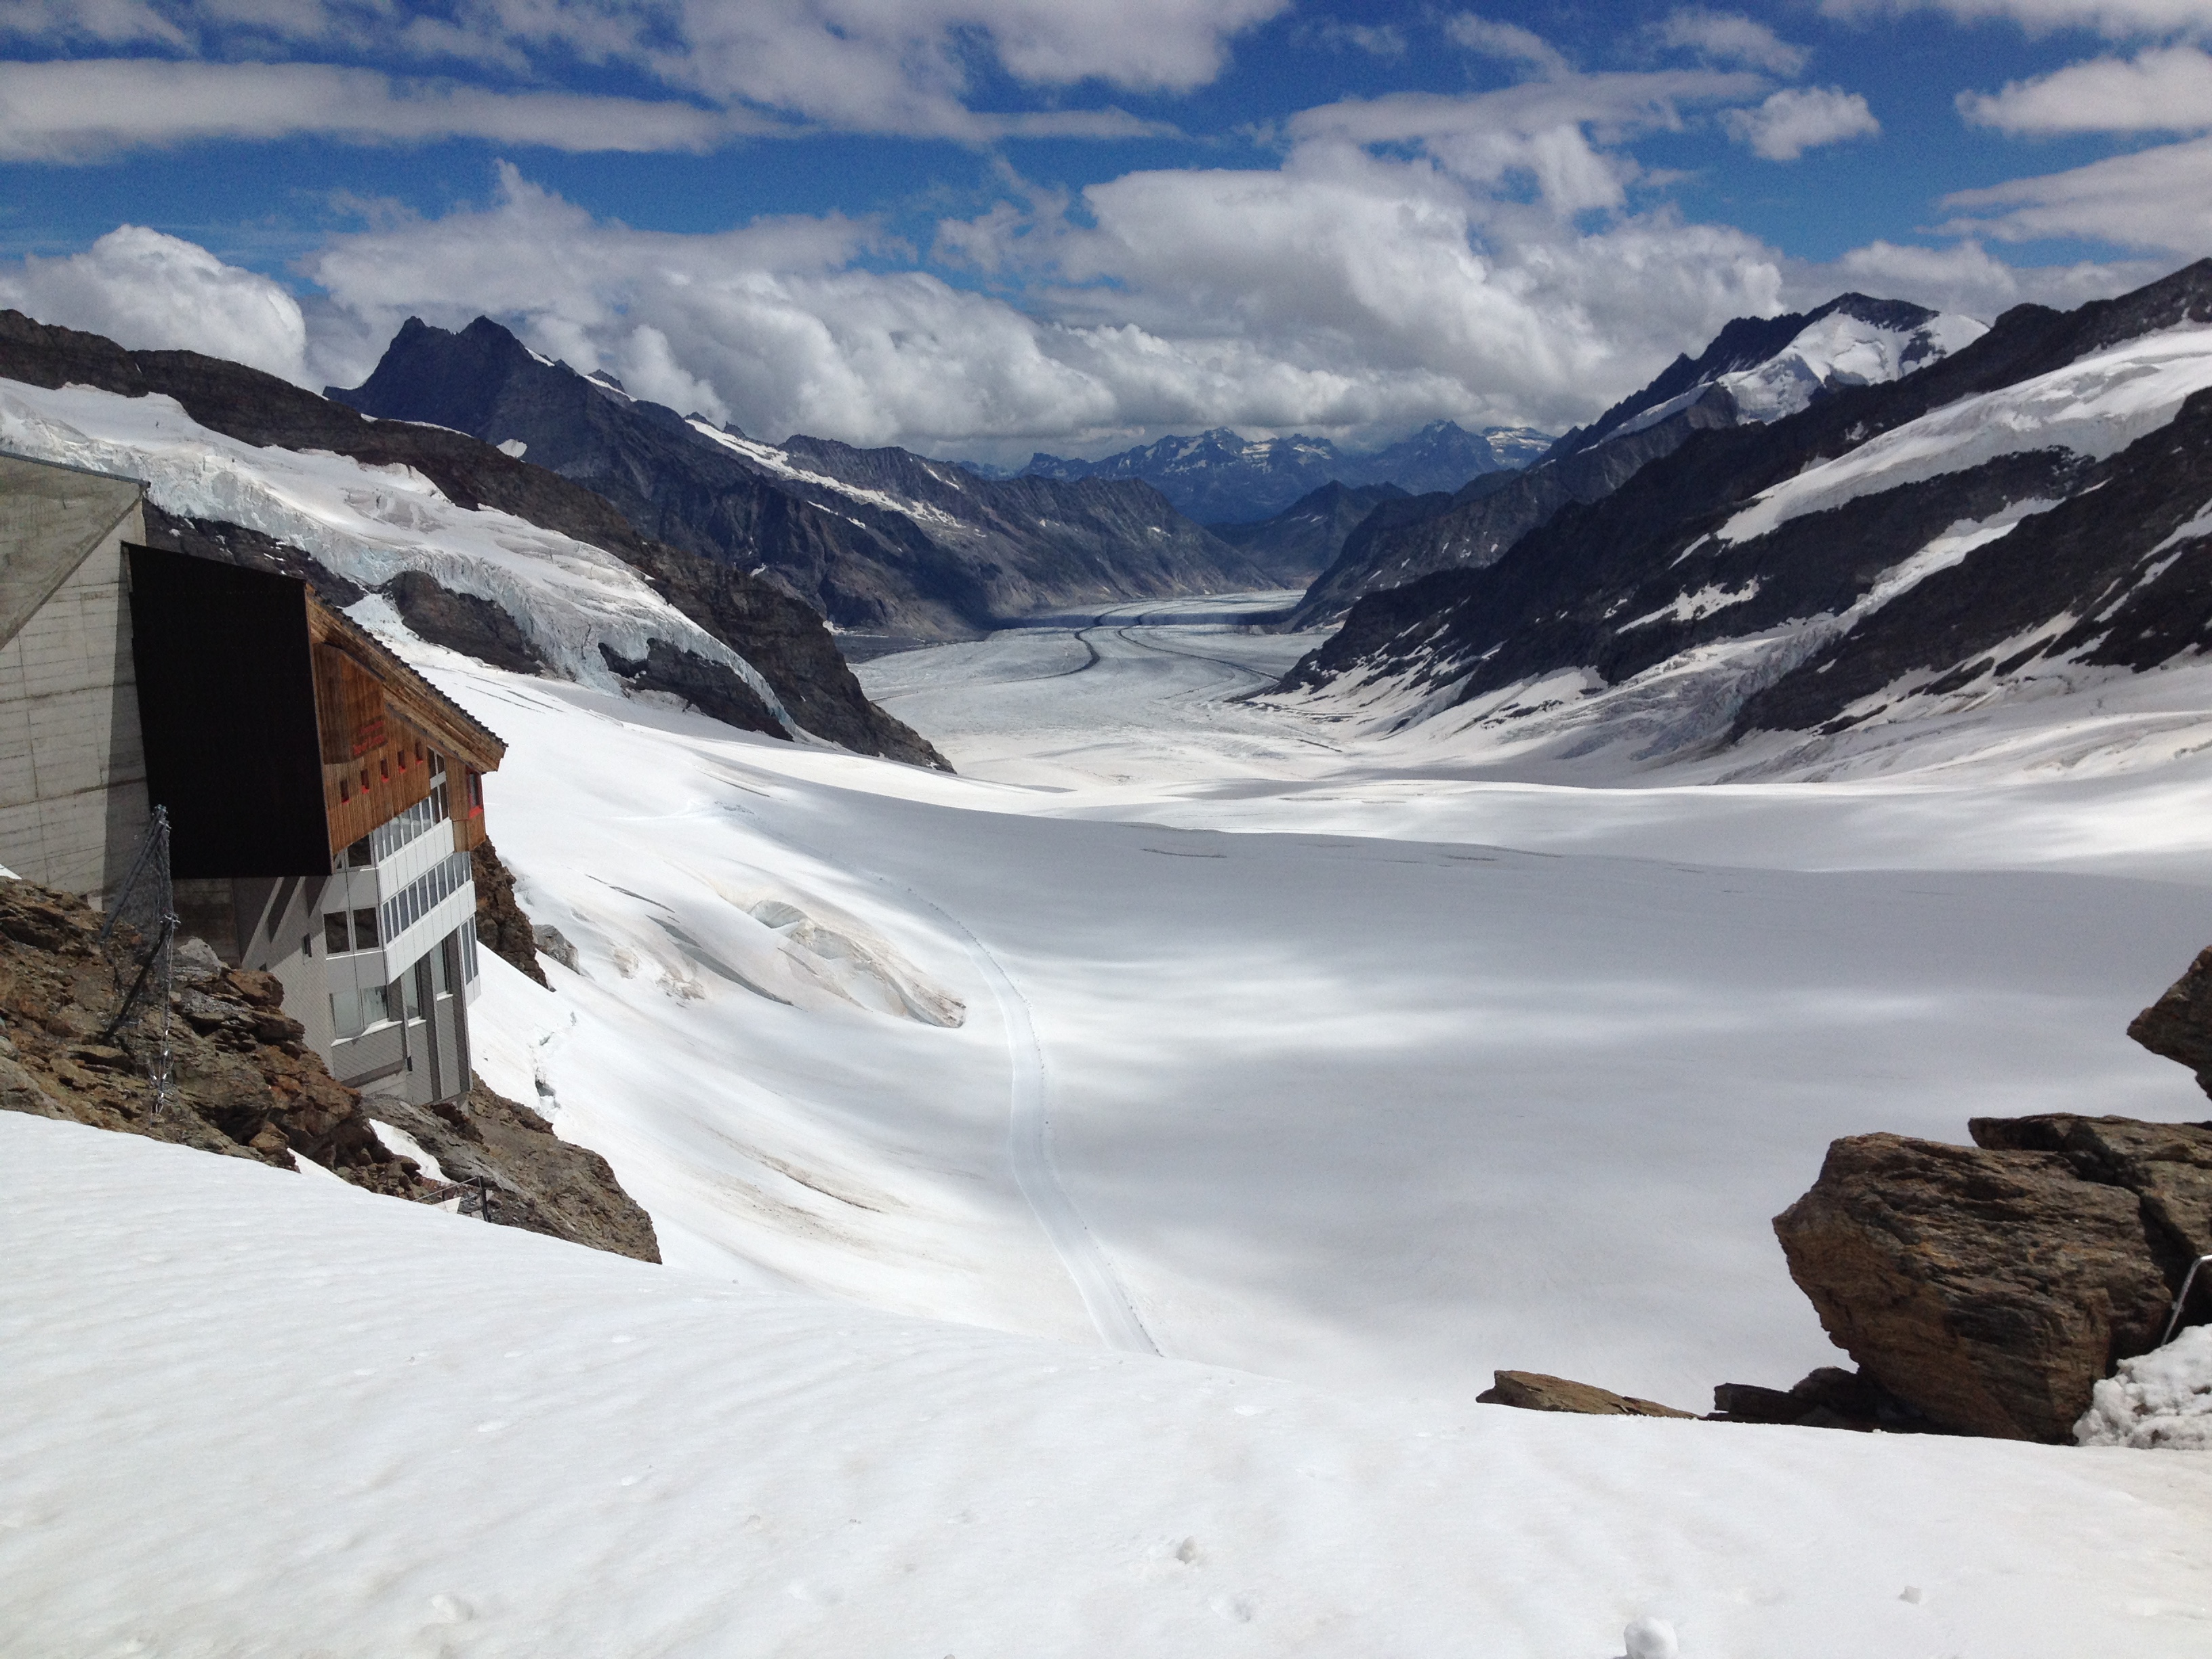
left=0, top=449, right=505, bottom=1109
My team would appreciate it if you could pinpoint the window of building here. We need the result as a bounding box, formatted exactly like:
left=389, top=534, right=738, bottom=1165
left=323, top=913, right=351, bottom=954
left=352, top=907, right=379, bottom=949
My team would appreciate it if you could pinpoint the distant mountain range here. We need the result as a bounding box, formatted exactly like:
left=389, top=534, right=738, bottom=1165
left=1286, top=293, right=1986, bottom=630
left=331, top=317, right=1269, bottom=651
left=1004, top=421, right=1553, bottom=525
left=1278, top=260, right=2212, bottom=772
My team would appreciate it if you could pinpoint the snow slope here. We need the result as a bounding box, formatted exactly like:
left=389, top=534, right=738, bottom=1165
left=0, top=377, right=793, bottom=721
left=1718, top=324, right=2212, bottom=545
left=11, top=1113, right=2212, bottom=1659
left=1614, top=306, right=1986, bottom=441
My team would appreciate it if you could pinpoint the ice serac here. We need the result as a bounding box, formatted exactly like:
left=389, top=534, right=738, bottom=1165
left=0, top=308, right=947, bottom=770
left=1286, top=294, right=1982, bottom=630
left=331, top=316, right=1265, bottom=649
left=1277, top=259, right=2212, bottom=766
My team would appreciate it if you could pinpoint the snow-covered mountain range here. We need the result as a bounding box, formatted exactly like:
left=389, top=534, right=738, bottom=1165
left=0, top=308, right=946, bottom=767
left=331, top=317, right=1267, bottom=651
left=1017, top=419, right=1551, bottom=525
left=1276, top=261, right=2212, bottom=774
left=1287, top=295, right=1986, bottom=630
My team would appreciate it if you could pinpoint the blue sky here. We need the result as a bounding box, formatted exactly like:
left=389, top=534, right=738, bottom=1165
left=1, top=2, right=2207, bottom=460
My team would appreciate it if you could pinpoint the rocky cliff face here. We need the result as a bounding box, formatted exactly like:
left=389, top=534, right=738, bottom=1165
left=1285, top=294, right=1976, bottom=632
left=0, top=879, right=656, bottom=1263
left=1206, top=481, right=1408, bottom=586
left=331, top=316, right=1266, bottom=645
left=0, top=310, right=946, bottom=771
left=1278, top=262, right=2212, bottom=764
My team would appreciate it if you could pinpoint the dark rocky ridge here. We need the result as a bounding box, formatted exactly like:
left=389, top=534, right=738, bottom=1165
left=1206, top=480, right=1408, bottom=585
left=1286, top=402, right=1739, bottom=630
left=1284, top=294, right=1952, bottom=632
left=382, top=570, right=550, bottom=676
left=332, top=316, right=1266, bottom=644
left=0, top=878, right=655, bottom=1262
left=1282, top=260, right=2212, bottom=747
left=1544, top=293, right=1940, bottom=465
left=0, top=309, right=946, bottom=771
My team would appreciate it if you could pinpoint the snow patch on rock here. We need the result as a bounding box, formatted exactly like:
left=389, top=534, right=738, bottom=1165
left=2076, top=1324, right=2212, bottom=1450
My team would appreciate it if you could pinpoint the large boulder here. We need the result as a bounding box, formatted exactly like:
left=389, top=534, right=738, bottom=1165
left=2129, top=944, right=2212, bottom=1098
left=1772, top=1132, right=2173, bottom=1441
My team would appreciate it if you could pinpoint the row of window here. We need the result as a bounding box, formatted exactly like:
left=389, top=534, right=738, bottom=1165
left=382, top=850, right=472, bottom=944
left=335, top=738, right=445, bottom=807
left=334, top=771, right=451, bottom=872
left=329, top=921, right=480, bottom=1039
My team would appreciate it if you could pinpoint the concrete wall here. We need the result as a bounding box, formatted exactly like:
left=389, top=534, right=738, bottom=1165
left=0, top=506, right=148, bottom=897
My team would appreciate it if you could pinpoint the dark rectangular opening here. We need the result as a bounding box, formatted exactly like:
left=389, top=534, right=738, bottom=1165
left=125, top=544, right=330, bottom=877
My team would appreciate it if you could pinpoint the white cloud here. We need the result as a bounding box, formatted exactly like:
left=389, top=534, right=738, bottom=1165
left=1721, top=85, right=1881, bottom=159
left=1820, top=0, right=2212, bottom=38
left=1443, top=13, right=1572, bottom=79
left=0, top=60, right=764, bottom=163
left=0, top=0, right=184, bottom=45
left=1784, top=237, right=2161, bottom=317
left=1938, top=134, right=2212, bottom=251
left=1960, top=45, right=2212, bottom=131
left=1656, top=9, right=1811, bottom=76
left=0, top=226, right=308, bottom=382
left=0, top=1, right=1290, bottom=144
left=299, top=156, right=1790, bottom=457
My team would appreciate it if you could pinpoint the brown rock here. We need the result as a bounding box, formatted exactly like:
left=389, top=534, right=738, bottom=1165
left=471, top=840, right=549, bottom=987
left=1476, top=1370, right=1696, bottom=1418
left=1971, top=1113, right=2212, bottom=1270
left=368, top=1078, right=661, bottom=1263
left=2130, top=945, right=2212, bottom=1097
left=1773, top=1132, right=2173, bottom=1441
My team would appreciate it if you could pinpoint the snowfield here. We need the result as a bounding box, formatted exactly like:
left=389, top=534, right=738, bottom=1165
left=10, top=1113, right=2212, bottom=1659
left=11, top=557, right=2212, bottom=1649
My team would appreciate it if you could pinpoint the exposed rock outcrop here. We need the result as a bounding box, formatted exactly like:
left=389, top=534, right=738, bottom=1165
left=471, top=840, right=548, bottom=987
left=2128, top=944, right=2212, bottom=1100
left=382, top=570, right=550, bottom=675
left=1772, top=1130, right=2179, bottom=1441
left=0, top=878, right=654, bottom=1263
left=0, top=882, right=413, bottom=1190
left=367, top=1079, right=659, bottom=1264
left=1709, top=1366, right=1938, bottom=1433
left=1475, top=1370, right=1696, bottom=1418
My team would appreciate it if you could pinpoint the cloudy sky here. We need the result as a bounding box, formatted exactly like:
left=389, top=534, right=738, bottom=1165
left=0, top=1, right=2206, bottom=462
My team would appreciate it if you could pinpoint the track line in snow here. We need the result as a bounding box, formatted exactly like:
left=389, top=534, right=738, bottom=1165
left=890, top=882, right=1159, bottom=1355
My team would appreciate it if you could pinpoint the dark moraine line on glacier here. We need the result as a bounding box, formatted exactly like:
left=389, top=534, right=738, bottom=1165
left=881, top=878, right=1160, bottom=1355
